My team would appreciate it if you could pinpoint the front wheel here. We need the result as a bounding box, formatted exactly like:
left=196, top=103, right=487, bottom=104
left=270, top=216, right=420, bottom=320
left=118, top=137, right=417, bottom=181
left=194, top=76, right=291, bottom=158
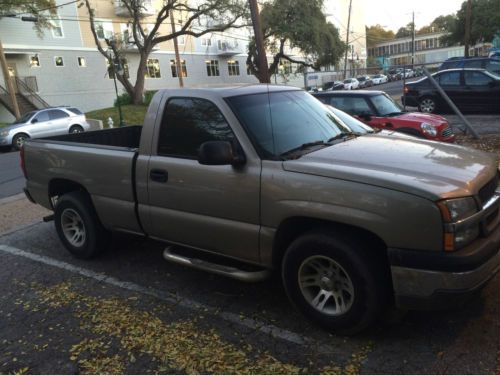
left=54, top=191, right=111, bottom=259
left=12, top=133, right=29, bottom=150
left=282, top=230, right=389, bottom=334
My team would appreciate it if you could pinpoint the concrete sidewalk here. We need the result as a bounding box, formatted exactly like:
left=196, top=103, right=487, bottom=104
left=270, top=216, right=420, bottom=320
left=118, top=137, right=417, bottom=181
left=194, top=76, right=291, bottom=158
left=0, top=194, right=50, bottom=235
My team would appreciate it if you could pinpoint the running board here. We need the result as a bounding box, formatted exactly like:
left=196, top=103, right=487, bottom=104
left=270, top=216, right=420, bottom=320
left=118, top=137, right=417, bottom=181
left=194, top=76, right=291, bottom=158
left=163, top=246, right=271, bottom=282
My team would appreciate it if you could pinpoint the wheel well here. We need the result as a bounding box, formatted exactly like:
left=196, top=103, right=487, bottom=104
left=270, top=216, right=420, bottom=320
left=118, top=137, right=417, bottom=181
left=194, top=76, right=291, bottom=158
left=13, top=132, right=30, bottom=139
left=272, top=217, right=388, bottom=269
left=48, top=179, right=88, bottom=205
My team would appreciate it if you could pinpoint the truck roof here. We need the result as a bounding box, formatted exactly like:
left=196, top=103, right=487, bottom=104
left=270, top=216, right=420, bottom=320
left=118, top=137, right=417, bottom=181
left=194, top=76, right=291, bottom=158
left=157, top=84, right=302, bottom=98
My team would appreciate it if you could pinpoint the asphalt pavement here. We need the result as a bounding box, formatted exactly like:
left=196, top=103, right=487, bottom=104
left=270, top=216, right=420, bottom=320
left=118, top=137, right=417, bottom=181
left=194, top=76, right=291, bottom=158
left=0, top=197, right=499, bottom=374
left=0, top=150, right=24, bottom=199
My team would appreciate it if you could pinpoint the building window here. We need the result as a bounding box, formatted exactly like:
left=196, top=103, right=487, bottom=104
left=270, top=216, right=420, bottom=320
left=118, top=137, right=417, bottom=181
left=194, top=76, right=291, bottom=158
left=201, top=37, right=211, bottom=46
left=50, top=17, right=64, bottom=38
left=177, top=35, right=185, bottom=45
left=95, top=20, right=114, bottom=40
left=170, top=59, right=187, bottom=77
left=106, top=58, right=130, bottom=79
left=227, top=60, right=239, bottom=76
left=145, top=58, right=161, bottom=78
left=78, top=57, right=86, bottom=67
left=205, top=59, right=219, bottom=76
left=55, top=56, right=64, bottom=67
left=30, top=55, right=40, bottom=67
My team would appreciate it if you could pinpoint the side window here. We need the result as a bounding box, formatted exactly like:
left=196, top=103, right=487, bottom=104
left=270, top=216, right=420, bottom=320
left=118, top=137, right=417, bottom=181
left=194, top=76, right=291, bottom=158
left=48, top=109, right=69, bottom=120
left=332, top=97, right=372, bottom=115
left=158, top=98, right=235, bottom=158
left=33, top=111, right=49, bottom=123
left=485, top=59, right=500, bottom=74
left=464, top=71, right=493, bottom=86
left=438, top=72, right=461, bottom=86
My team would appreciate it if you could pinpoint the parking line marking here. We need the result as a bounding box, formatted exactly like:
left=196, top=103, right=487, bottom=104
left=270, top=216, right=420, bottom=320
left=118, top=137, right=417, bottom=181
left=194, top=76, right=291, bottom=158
left=0, top=244, right=308, bottom=346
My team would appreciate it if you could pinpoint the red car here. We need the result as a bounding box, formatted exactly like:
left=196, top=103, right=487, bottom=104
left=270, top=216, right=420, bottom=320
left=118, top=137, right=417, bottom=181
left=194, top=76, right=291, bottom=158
left=313, top=90, right=455, bottom=142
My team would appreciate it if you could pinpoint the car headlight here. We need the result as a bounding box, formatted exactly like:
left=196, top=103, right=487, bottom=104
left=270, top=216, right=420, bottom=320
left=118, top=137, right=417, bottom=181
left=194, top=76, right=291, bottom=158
left=437, top=197, right=479, bottom=251
left=0, top=129, right=9, bottom=137
left=421, top=122, right=437, bottom=137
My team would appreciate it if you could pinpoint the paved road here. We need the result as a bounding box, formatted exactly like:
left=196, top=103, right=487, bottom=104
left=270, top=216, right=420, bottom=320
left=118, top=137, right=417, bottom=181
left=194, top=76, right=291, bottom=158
left=0, top=150, right=24, bottom=199
left=365, top=78, right=420, bottom=98
left=0, top=211, right=499, bottom=374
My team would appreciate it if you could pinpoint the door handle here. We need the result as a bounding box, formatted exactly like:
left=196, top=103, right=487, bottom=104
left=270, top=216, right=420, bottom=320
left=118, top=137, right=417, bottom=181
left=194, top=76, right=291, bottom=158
left=150, top=169, right=168, bottom=183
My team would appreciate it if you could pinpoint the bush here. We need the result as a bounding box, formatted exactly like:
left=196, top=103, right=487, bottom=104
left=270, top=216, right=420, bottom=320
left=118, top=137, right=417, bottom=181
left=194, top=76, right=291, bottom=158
left=144, top=90, right=158, bottom=106
left=114, top=93, right=132, bottom=107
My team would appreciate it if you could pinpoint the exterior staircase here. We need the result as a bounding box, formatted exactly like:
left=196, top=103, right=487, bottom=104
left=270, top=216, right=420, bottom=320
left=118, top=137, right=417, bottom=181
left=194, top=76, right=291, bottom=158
left=0, top=77, right=49, bottom=117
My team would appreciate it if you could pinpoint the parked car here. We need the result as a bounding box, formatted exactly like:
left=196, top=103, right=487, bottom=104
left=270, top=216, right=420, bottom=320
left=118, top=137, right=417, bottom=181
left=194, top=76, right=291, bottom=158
left=23, top=85, right=500, bottom=334
left=439, top=56, right=500, bottom=75
left=343, top=78, right=360, bottom=90
left=387, top=69, right=402, bottom=81
left=371, top=74, right=388, bottom=85
left=323, top=81, right=345, bottom=91
left=402, top=68, right=500, bottom=114
left=313, top=90, right=455, bottom=142
left=403, top=69, right=414, bottom=78
left=0, top=106, right=90, bottom=150
left=357, top=76, right=373, bottom=88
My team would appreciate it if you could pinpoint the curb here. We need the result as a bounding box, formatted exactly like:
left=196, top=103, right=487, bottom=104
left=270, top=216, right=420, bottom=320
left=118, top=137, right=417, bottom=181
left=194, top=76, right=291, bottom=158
left=0, top=193, right=25, bottom=206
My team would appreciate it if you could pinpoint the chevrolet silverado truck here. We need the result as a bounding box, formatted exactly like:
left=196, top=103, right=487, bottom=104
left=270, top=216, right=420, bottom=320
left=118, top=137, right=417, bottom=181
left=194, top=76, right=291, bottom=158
left=22, top=85, right=500, bottom=334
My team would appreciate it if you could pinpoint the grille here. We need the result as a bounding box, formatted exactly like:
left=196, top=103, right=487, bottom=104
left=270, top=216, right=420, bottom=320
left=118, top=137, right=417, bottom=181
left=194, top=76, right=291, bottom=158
left=441, top=127, right=453, bottom=138
left=479, top=175, right=499, bottom=205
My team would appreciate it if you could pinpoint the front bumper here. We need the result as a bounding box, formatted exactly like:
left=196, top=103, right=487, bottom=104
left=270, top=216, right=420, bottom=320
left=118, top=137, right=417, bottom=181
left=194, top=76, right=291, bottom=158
left=0, top=136, right=10, bottom=146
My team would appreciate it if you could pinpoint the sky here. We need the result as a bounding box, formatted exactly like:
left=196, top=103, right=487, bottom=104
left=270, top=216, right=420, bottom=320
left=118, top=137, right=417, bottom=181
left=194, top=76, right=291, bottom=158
left=363, top=0, right=465, bottom=31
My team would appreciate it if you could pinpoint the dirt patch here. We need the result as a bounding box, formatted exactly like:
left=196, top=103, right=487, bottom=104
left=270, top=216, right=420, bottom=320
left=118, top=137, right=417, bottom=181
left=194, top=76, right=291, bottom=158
left=455, top=134, right=500, bottom=161
left=0, top=196, right=50, bottom=235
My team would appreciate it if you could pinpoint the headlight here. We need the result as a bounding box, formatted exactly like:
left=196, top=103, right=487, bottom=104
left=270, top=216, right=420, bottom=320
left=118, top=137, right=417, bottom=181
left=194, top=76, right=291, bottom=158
left=0, top=129, right=9, bottom=137
left=421, top=122, right=437, bottom=137
left=437, top=197, right=479, bottom=251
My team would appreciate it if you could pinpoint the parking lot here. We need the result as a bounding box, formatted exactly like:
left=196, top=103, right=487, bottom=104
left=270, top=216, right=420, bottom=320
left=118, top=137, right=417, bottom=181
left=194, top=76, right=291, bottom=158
left=0, top=194, right=499, bottom=375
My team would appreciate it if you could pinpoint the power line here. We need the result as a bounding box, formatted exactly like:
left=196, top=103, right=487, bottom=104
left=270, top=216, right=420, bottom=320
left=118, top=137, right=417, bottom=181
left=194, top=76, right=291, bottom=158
left=8, top=0, right=81, bottom=16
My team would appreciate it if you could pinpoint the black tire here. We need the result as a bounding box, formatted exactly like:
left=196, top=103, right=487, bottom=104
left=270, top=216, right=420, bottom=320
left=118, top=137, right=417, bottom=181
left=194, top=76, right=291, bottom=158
left=418, top=96, right=438, bottom=113
left=282, top=230, right=389, bottom=335
left=54, top=191, right=111, bottom=259
left=69, top=125, right=84, bottom=134
left=12, top=133, right=29, bottom=151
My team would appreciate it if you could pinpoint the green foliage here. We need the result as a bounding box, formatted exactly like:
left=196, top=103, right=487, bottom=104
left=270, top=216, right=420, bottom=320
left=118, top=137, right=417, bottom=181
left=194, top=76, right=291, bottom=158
left=442, top=0, right=500, bottom=46
left=1, top=0, right=57, bottom=36
left=114, top=93, right=132, bottom=107
left=143, top=91, right=158, bottom=106
left=395, top=23, right=414, bottom=38
left=248, top=0, right=345, bottom=81
left=86, top=105, right=148, bottom=128
left=366, top=25, right=395, bottom=48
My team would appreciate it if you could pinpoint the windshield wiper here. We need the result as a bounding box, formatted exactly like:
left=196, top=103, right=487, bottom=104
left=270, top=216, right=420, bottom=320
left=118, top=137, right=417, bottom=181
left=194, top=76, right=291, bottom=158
left=327, top=132, right=356, bottom=143
left=280, top=140, right=327, bottom=158
left=384, top=111, right=405, bottom=117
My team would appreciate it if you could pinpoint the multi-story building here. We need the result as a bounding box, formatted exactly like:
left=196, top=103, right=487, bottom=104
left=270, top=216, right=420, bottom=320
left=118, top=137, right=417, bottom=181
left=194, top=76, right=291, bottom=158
left=367, top=31, right=493, bottom=69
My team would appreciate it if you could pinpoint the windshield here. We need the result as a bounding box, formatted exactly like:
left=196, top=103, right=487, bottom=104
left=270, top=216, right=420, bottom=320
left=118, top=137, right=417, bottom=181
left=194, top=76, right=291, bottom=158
left=12, top=111, right=36, bottom=124
left=226, top=90, right=353, bottom=159
left=371, top=94, right=403, bottom=116
left=325, top=105, right=374, bottom=134
left=343, top=79, right=351, bottom=83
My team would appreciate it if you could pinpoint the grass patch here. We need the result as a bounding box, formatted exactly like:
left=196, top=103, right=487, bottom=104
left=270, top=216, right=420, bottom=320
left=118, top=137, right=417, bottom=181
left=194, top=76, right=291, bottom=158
left=86, top=104, right=148, bottom=128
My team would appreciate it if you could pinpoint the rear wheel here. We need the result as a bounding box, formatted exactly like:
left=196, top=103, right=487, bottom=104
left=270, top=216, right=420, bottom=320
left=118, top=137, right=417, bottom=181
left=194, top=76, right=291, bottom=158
left=282, top=230, right=389, bottom=334
left=69, top=125, right=84, bottom=134
left=418, top=97, right=438, bottom=113
left=54, top=191, right=111, bottom=259
left=12, top=133, right=29, bottom=150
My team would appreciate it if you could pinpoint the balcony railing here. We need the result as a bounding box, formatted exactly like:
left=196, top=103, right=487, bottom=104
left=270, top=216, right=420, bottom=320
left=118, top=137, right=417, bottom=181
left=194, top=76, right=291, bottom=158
left=217, top=40, right=243, bottom=56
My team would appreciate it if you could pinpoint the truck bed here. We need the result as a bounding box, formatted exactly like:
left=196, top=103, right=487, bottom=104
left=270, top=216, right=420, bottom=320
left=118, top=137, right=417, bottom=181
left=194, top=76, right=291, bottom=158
left=45, top=125, right=142, bottom=149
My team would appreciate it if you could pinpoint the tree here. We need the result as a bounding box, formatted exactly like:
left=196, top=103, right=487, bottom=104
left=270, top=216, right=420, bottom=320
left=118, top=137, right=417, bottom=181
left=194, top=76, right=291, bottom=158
left=442, top=0, right=500, bottom=46
left=366, top=24, right=395, bottom=48
left=0, top=0, right=57, bottom=35
left=395, top=22, right=414, bottom=38
left=83, top=0, right=248, bottom=104
left=246, top=0, right=346, bottom=83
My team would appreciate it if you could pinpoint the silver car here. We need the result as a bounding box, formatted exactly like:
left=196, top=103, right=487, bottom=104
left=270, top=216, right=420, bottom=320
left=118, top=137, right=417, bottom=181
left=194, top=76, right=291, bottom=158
left=0, top=107, right=90, bottom=150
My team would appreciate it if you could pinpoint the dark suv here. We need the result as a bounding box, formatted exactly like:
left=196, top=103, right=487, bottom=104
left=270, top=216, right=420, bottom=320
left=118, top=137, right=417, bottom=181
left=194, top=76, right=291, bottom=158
left=439, top=57, right=500, bottom=75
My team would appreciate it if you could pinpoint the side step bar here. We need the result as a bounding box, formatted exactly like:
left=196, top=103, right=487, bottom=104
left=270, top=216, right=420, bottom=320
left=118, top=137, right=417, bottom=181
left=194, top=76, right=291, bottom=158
left=163, top=246, right=271, bottom=282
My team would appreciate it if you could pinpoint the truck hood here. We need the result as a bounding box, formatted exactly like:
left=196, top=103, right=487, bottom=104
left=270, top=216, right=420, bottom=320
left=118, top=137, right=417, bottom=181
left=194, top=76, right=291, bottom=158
left=283, top=134, right=497, bottom=200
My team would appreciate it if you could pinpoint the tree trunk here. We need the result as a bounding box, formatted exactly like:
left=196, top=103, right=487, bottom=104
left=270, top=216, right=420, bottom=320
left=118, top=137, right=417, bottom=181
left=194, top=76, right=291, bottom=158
left=132, top=53, right=148, bottom=104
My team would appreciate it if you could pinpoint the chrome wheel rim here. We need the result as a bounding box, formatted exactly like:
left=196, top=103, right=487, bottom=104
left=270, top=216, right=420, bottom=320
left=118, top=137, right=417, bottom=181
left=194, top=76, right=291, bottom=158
left=15, top=136, right=26, bottom=148
left=70, top=127, right=83, bottom=133
left=420, top=99, right=435, bottom=113
left=298, top=255, right=354, bottom=316
left=61, top=208, right=86, bottom=247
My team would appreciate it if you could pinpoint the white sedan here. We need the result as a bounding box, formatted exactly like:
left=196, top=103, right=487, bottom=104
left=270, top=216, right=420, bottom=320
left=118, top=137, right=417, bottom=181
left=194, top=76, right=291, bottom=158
left=342, top=78, right=360, bottom=90
left=371, top=74, right=388, bottom=85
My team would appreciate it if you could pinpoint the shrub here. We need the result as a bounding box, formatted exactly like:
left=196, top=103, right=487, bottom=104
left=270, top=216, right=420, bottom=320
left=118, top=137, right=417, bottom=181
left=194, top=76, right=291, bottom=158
left=144, top=90, right=158, bottom=106
left=114, top=93, right=132, bottom=107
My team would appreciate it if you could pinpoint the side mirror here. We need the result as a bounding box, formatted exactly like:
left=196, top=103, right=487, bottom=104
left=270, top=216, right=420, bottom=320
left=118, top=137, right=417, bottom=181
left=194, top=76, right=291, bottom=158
left=198, top=141, right=245, bottom=166
left=31, top=118, right=38, bottom=124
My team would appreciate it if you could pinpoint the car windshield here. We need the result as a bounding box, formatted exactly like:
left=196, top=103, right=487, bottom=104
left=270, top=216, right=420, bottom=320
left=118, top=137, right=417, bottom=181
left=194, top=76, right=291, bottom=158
left=343, top=79, right=351, bottom=83
left=358, top=77, right=366, bottom=81
left=226, top=90, right=353, bottom=159
left=12, top=111, right=36, bottom=124
left=371, top=94, right=403, bottom=116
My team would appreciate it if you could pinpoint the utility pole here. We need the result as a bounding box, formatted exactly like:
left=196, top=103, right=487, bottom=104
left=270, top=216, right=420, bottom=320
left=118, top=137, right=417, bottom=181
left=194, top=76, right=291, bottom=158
left=343, top=0, right=353, bottom=79
left=464, top=0, right=472, bottom=57
left=249, top=0, right=270, bottom=83
left=0, top=39, right=20, bottom=119
left=170, top=11, right=184, bottom=87
left=411, top=11, right=415, bottom=69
